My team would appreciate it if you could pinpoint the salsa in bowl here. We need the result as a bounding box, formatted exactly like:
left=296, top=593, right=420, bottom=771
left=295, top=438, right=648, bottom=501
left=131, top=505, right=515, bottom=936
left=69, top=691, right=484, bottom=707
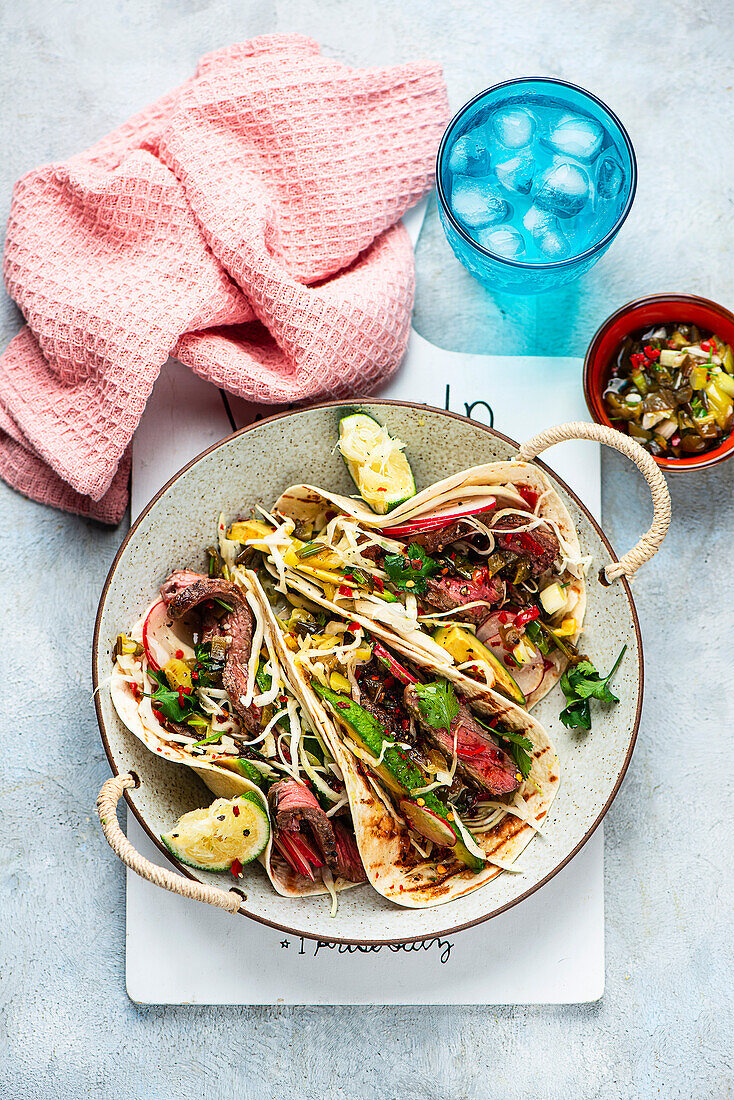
left=584, top=295, right=734, bottom=471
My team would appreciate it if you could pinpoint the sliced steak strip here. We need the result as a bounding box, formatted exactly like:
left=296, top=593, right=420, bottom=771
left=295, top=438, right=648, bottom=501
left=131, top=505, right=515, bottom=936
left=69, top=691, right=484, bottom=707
left=270, top=776, right=365, bottom=883
left=423, top=573, right=503, bottom=624
left=409, top=518, right=477, bottom=555
left=491, top=513, right=560, bottom=577
left=159, top=569, right=207, bottom=604
left=331, top=820, right=367, bottom=883
left=403, top=685, right=520, bottom=797
left=163, top=575, right=258, bottom=731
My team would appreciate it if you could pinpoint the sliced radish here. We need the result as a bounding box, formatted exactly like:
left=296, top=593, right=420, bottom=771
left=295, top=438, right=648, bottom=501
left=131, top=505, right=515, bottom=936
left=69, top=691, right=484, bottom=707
left=273, top=831, right=324, bottom=881
left=372, top=642, right=419, bottom=685
left=399, top=801, right=457, bottom=846
left=142, top=599, right=195, bottom=672
left=385, top=498, right=496, bottom=537
left=512, top=655, right=546, bottom=696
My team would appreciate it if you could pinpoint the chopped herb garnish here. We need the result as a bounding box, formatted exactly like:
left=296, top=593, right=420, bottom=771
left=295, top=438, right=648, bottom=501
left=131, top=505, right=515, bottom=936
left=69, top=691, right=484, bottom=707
left=146, top=671, right=203, bottom=724
left=384, top=542, right=440, bottom=594
left=560, top=646, right=626, bottom=730
left=496, top=729, right=534, bottom=779
left=192, top=641, right=225, bottom=688
left=477, top=718, right=533, bottom=780
left=213, top=598, right=233, bottom=612
left=411, top=679, right=459, bottom=733
left=296, top=541, right=325, bottom=559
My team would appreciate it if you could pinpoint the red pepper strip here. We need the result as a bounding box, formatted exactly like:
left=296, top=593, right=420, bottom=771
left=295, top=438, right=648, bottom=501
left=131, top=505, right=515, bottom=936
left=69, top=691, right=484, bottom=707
left=516, top=485, right=539, bottom=509
left=175, top=649, right=184, bottom=659
left=152, top=708, right=165, bottom=723
left=515, top=606, right=540, bottom=628
left=701, top=340, right=711, bottom=352
left=372, top=576, right=384, bottom=592
left=337, top=585, right=354, bottom=597
left=643, top=345, right=660, bottom=360
left=456, top=743, right=488, bottom=759
left=508, top=531, right=546, bottom=558
left=231, top=859, right=243, bottom=878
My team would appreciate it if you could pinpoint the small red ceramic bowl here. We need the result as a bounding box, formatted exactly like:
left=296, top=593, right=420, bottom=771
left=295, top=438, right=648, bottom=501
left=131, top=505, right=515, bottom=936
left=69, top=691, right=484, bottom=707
left=584, top=294, right=734, bottom=471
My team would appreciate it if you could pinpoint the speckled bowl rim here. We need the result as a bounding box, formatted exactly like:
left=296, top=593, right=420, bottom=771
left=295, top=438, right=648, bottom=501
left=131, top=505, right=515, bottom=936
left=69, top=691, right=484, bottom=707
left=93, top=399, right=643, bottom=945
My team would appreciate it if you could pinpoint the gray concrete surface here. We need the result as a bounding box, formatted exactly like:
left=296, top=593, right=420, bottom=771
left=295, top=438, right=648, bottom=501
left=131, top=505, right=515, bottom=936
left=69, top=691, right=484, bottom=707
left=1, top=2, right=733, bottom=1098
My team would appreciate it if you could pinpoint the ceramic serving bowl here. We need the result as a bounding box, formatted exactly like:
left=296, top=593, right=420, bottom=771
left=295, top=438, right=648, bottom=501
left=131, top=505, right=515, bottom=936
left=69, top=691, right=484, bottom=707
left=584, top=293, right=734, bottom=472
left=93, top=401, right=643, bottom=945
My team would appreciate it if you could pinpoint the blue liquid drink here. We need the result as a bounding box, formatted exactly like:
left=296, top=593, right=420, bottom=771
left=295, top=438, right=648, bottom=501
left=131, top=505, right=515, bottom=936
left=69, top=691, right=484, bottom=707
left=437, top=79, right=636, bottom=294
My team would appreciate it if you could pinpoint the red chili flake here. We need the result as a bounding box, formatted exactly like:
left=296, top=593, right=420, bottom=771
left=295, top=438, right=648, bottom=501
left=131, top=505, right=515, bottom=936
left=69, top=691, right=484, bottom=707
left=410, top=558, right=423, bottom=568
left=701, top=339, right=711, bottom=352
left=710, top=337, right=718, bottom=353
left=343, top=572, right=355, bottom=581
left=192, top=672, right=199, bottom=682
left=498, top=611, right=514, bottom=624
left=630, top=351, right=647, bottom=370
left=175, top=649, right=184, bottom=659
left=643, top=345, right=660, bottom=360
left=376, top=487, right=387, bottom=492
left=348, top=621, right=360, bottom=632
left=232, top=804, right=240, bottom=817
left=231, top=858, right=243, bottom=877
left=338, top=585, right=353, bottom=597
left=152, top=708, right=165, bottom=722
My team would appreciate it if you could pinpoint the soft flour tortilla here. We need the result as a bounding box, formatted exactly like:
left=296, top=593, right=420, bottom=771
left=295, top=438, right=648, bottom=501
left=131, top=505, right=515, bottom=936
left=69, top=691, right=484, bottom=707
left=248, top=576, right=560, bottom=910
left=108, top=576, right=356, bottom=900
left=275, top=460, right=586, bottom=708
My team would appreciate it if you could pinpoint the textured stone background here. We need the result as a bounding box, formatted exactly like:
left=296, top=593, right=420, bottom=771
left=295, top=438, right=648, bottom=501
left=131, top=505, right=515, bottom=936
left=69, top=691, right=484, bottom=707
left=1, top=2, right=733, bottom=1098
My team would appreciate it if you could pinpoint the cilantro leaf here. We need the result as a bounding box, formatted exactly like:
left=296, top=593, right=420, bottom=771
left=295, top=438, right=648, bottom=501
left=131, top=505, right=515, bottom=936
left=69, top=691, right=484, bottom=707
left=384, top=542, right=441, bottom=594
left=411, top=679, right=459, bottom=732
left=192, top=642, right=225, bottom=687
left=560, top=698, right=592, bottom=730
left=495, top=728, right=534, bottom=779
left=559, top=646, right=626, bottom=730
left=147, top=671, right=200, bottom=724
left=477, top=716, right=534, bottom=779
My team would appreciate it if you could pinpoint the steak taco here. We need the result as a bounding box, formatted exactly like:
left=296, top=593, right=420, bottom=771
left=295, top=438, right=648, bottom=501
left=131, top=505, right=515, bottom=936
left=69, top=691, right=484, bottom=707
left=228, top=413, right=589, bottom=711
left=250, top=580, right=560, bottom=908
left=109, top=569, right=366, bottom=904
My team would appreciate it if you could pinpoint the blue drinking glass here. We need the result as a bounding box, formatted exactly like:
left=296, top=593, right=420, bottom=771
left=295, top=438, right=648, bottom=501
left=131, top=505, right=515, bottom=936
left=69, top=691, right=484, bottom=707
left=436, top=78, right=637, bottom=295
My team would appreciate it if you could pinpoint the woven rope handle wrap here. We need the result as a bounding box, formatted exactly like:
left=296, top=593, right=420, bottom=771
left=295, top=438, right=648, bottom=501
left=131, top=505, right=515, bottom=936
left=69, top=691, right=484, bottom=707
left=516, top=421, right=671, bottom=582
left=97, top=773, right=243, bottom=914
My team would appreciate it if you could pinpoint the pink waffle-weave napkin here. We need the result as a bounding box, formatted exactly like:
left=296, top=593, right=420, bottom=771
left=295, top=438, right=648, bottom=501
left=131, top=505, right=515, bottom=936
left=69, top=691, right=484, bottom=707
left=0, top=36, right=448, bottom=523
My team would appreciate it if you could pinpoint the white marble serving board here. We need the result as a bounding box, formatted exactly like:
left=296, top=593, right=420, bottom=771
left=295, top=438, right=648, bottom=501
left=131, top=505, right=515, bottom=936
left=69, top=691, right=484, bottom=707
left=125, top=335, right=603, bottom=1005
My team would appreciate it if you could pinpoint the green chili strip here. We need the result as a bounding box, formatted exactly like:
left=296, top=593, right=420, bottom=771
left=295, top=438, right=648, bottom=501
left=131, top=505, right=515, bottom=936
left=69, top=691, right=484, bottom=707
left=296, top=541, right=325, bottom=559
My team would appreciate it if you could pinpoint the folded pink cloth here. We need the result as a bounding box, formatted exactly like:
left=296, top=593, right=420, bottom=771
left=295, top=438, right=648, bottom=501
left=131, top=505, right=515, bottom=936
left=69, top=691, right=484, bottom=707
left=0, top=35, right=448, bottom=523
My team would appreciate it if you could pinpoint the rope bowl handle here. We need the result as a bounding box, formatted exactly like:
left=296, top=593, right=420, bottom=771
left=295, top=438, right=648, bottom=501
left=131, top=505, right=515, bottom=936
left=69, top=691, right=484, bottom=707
left=516, top=420, right=671, bottom=583
left=97, top=773, right=243, bottom=914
